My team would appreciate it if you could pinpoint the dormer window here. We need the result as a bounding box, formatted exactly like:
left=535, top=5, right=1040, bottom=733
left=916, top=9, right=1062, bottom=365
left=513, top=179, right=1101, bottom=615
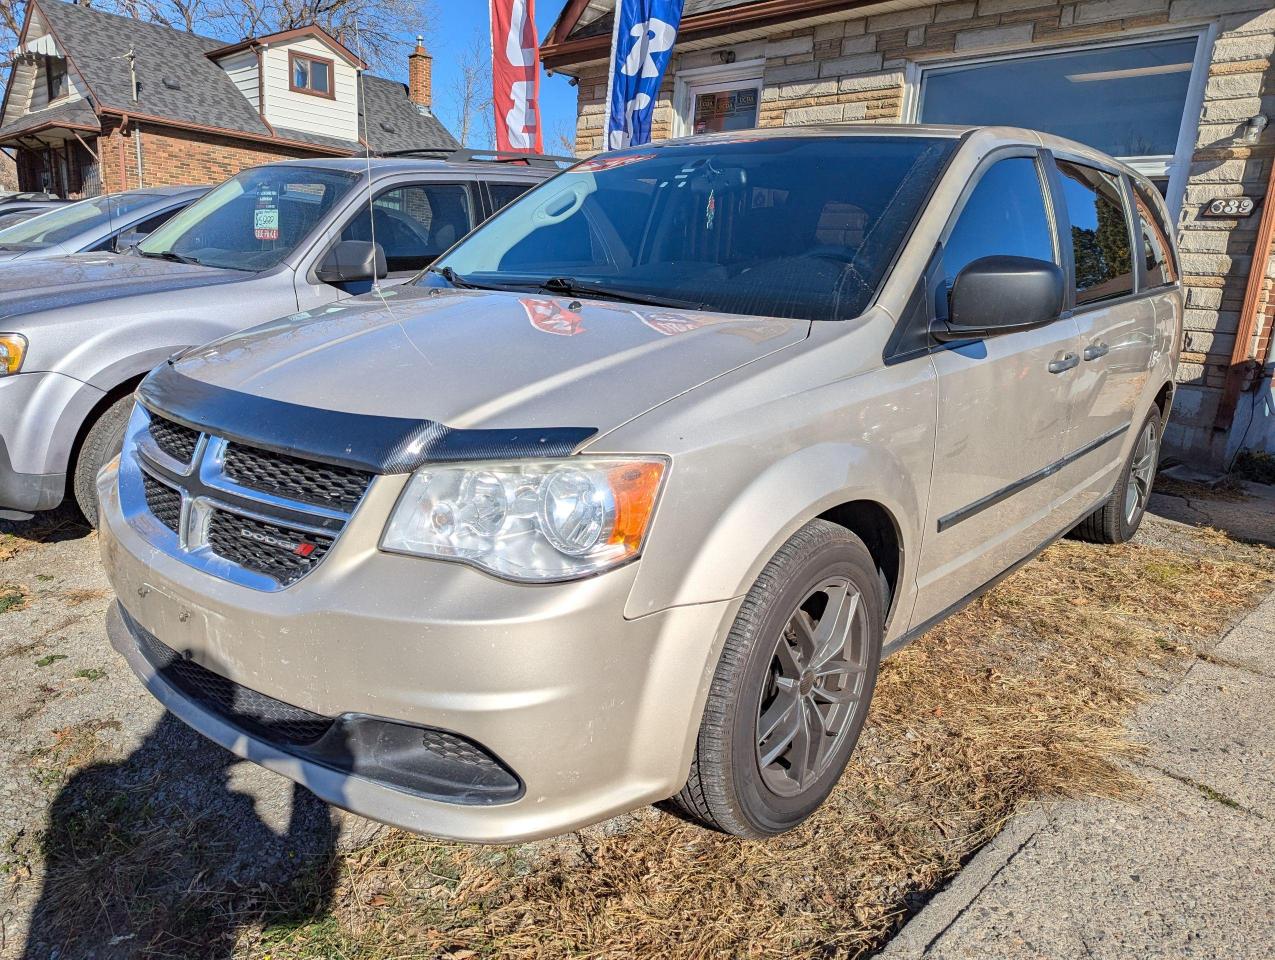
left=45, top=56, right=67, bottom=102
left=289, top=52, right=333, bottom=98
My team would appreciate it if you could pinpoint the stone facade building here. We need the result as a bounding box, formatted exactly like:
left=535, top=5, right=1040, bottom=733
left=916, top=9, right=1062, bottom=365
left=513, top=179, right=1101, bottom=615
left=543, top=0, right=1275, bottom=466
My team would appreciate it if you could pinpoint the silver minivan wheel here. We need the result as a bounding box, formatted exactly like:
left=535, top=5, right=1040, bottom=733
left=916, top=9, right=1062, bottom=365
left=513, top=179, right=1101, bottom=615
left=1069, top=405, right=1162, bottom=545
left=667, top=519, right=883, bottom=837
left=756, top=576, right=872, bottom=797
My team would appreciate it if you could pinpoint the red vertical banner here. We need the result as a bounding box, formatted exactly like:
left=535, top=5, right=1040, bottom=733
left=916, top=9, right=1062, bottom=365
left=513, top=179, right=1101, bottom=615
left=490, top=0, right=544, bottom=153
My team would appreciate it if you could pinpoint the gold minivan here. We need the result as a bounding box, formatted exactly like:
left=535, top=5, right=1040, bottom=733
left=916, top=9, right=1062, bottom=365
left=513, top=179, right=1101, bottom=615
left=99, top=125, right=1180, bottom=841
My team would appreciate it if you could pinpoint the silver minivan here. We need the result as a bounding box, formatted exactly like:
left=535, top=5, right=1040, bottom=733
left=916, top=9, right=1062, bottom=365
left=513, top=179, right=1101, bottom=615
left=99, top=125, right=1181, bottom=842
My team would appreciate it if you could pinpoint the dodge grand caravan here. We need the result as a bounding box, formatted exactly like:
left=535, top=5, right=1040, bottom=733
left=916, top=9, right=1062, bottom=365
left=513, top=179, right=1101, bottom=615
left=99, top=126, right=1181, bottom=841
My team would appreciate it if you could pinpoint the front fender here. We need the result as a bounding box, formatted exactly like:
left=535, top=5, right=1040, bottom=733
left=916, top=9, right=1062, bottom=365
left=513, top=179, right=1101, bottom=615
left=624, top=441, right=924, bottom=628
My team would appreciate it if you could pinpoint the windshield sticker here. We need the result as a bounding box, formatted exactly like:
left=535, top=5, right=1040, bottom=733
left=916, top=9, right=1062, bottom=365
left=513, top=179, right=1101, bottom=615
left=575, top=153, right=655, bottom=173
left=254, top=207, right=279, bottom=241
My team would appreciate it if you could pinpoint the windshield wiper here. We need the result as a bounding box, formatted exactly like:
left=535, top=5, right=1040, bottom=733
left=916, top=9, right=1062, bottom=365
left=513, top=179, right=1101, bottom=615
left=539, top=276, right=704, bottom=310
left=139, top=249, right=202, bottom=266
left=428, top=266, right=525, bottom=293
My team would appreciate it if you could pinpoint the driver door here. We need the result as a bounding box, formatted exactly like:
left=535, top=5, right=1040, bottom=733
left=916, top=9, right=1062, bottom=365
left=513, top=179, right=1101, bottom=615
left=910, top=151, right=1082, bottom=628
left=297, top=179, right=478, bottom=309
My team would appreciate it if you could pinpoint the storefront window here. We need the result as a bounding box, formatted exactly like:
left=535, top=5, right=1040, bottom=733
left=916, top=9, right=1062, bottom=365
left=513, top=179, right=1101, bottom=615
left=692, top=86, right=760, bottom=134
left=918, top=36, right=1203, bottom=215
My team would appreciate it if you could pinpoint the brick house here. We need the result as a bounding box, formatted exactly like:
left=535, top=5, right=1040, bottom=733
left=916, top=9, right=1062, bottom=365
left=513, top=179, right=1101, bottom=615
left=0, top=0, right=457, bottom=198
left=543, top=0, right=1275, bottom=466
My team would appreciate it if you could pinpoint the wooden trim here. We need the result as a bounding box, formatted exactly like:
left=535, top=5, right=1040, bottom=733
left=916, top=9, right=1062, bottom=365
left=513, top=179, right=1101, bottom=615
left=1214, top=158, right=1275, bottom=432
left=545, top=0, right=595, bottom=47
left=288, top=50, right=337, bottom=100
left=541, top=0, right=897, bottom=70
left=207, top=26, right=366, bottom=70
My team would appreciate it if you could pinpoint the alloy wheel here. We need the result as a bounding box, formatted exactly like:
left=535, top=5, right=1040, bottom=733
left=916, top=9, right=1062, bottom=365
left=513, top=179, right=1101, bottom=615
left=755, top=576, right=870, bottom=797
left=1125, top=419, right=1159, bottom=525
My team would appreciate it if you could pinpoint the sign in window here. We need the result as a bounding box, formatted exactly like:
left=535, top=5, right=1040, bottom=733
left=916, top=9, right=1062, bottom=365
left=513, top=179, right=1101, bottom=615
left=693, top=86, right=760, bottom=135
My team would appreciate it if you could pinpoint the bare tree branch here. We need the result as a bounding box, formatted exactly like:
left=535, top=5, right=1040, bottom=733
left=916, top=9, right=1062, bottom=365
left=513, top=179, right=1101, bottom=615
left=448, top=30, right=490, bottom=149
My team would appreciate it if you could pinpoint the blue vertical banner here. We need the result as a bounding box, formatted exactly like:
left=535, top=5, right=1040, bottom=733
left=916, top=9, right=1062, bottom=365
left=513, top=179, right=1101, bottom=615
left=604, top=0, right=685, bottom=150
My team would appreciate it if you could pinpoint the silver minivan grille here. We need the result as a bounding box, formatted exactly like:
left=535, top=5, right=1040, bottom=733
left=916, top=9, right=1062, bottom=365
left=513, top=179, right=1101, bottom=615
left=119, top=407, right=372, bottom=591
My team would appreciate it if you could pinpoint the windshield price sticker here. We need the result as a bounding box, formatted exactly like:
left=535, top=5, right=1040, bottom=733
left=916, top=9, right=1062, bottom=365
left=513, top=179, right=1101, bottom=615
left=1202, top=197, right=1256, bottom=217
left=254, top=207, right=279, bottom=240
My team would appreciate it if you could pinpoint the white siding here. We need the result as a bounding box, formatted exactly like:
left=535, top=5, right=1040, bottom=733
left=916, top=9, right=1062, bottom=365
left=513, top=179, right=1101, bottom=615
left=216, top=48, right=260, bottom=108
left=27, top=58, right=87, bottom=112
left=260, top=36, right=359, bottom=142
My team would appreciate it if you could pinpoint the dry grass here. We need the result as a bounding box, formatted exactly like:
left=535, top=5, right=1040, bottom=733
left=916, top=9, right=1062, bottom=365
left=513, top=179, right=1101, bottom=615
left=236, top=528, right=1274, bottom=960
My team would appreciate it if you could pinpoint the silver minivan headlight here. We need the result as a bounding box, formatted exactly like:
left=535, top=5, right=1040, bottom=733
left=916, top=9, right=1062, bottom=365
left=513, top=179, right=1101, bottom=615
left=0, top=333, right=27, bottom=376
left=380, top=457, right=668, bottom=582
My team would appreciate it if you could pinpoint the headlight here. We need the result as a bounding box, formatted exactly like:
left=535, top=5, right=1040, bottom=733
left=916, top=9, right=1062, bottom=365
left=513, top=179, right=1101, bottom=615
left=0, top=333, right=26, bottom=376
left=381, top=457, right=667, bottom=582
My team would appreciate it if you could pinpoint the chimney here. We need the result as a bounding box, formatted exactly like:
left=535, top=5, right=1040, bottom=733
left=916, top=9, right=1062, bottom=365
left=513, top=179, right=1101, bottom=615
left=408, top=35, right=432, bottom=113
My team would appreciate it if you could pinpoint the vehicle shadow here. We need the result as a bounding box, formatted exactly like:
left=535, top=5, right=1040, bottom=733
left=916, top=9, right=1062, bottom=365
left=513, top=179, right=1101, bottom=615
left=0, top=505, right=90, bottom=545
left=20, top=655, right=346, bottom=959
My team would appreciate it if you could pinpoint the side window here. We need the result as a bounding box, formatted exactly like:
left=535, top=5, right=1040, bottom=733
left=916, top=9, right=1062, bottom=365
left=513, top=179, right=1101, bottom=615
left=1133, top=181, right=1177, bottom=288
left=940, top=156, right=1055, bottom=315
left=1054, top=160, right=1134, bottom=305
left=341, top=183, right=473, bottom=274
left=133, top=208, right=185, bottom=236
left=487, top=182, right=532, bottom=218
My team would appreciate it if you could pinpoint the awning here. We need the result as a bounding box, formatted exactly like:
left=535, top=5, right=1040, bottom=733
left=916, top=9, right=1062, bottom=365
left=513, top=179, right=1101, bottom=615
left=21, top=34, right=59, bottom=57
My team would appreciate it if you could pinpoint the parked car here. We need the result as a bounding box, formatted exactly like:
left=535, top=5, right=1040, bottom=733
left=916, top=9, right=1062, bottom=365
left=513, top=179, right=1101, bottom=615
left=0, top=153, right=556, bottom=522
left=0, top=199, right=68, bottom=221
left=98, top=126, right=1181, bottom=843
left=0, top=186, right=208, bottom=262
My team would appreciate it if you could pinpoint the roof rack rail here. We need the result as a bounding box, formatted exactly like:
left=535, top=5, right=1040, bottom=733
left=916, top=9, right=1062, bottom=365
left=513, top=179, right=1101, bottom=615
left=374, top=147, right=576, bottom=168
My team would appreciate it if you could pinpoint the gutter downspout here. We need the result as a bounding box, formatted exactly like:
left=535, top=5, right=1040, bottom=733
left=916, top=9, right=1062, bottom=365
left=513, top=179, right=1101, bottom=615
left=1214, top=155, right=1275, bottom=434
left=116, top=113, right=129, bottom=190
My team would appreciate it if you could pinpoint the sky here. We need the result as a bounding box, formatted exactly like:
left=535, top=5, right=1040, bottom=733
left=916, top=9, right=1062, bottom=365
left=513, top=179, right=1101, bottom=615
left=408, top=2, right=583, bottom=154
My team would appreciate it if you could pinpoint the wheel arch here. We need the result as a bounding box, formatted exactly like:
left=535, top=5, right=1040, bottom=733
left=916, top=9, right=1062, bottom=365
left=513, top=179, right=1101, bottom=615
left=817, top=499, right=904, bottom=628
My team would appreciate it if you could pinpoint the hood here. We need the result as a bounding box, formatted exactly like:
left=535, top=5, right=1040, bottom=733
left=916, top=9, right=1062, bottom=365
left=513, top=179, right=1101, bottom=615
left=173, top=285, right=810, bottom=437
left=0, top=252, right=238, bottom=321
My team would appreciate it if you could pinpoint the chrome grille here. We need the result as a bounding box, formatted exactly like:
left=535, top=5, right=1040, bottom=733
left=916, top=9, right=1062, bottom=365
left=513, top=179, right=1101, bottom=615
left=142, top=473, right=182, bottom=534
left=206, top=510, right=333, bottom=586
left=148, top=415, right=200, bottom=465
left=120, top=405, right=366, bottom=591
left=223, top=443, right=371, bottom=512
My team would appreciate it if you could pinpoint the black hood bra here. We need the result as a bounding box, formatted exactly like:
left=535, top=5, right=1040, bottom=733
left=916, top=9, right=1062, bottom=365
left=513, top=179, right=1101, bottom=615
left=138, top=362, right=598, bottom=475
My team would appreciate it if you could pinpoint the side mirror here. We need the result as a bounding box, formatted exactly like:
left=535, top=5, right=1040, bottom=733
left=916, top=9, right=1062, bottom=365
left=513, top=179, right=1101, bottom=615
left=113, top=229, right=147, bottom=252
left=316, top=240, right=387, bottom=284
left=933, top=255, right=1064, bottom=342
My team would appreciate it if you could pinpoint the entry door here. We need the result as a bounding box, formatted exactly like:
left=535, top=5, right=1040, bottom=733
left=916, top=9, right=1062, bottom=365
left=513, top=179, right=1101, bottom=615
left=1049, top=158, right=1159, bottom=511
left=911, top=153, right=1082, bottom=628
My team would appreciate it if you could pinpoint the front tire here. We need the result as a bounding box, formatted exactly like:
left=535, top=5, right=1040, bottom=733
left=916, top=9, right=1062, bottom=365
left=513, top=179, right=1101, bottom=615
left=1070, top=406, right=1162, bottom=545
left=669, top=520, right=883, bottom=837
left=73, top=394, right=134, bottom=527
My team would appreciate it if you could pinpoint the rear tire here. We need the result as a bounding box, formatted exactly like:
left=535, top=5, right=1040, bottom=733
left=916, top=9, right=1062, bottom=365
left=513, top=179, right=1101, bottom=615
left=669, top=519, right=883, bottom=837
left=73, top=394, right=134, bottom=528
left=1069, top=406, right=1161, bottom=545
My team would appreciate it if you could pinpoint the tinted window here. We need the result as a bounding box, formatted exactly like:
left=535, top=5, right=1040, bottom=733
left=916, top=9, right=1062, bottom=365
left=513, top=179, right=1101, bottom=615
left=433, top=136, right=956, bottom=322
left=942, top=156, right=1055, bottom=300
left=342, top=183, right=472, bottom=273
left=139, top=166, right=357, bottom=272
left=1133, top=181, right=1177, bottom=288
left=487, top=182, right=532, bottom=216
left=1055, top=160, right=1134, bottom=305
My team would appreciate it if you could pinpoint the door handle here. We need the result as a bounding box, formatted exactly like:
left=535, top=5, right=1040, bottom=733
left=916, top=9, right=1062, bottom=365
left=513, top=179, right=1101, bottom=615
left=1083, top=342, right=1110, bottom=361
left=1048, top=353, right=1080, bottom=374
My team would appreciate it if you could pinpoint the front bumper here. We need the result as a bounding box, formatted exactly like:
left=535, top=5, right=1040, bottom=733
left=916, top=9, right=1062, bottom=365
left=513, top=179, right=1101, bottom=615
left=0, top=371, right=102, bottom=513
left=98, top=458, right=739, bottom=843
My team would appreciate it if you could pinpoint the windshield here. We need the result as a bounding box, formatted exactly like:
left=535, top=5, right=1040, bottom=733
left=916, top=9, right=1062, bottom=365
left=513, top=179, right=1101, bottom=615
left=138, top=165, right=358, bottom=272
left=0, top=192, right=160, bottom=250
left=431, top=136, right=955, bottom=321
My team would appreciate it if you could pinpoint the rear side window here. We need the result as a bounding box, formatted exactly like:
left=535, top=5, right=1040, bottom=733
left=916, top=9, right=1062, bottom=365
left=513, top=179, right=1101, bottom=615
left=941, top=156, right=1055, bottom=303
left=1132, top=181, right=1177, bottom=288
left=487, top=182, right=532, bottom=217
left=1055, top=160, right=1133, bottom=305
left=341, top=183, right=473, bottom=273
